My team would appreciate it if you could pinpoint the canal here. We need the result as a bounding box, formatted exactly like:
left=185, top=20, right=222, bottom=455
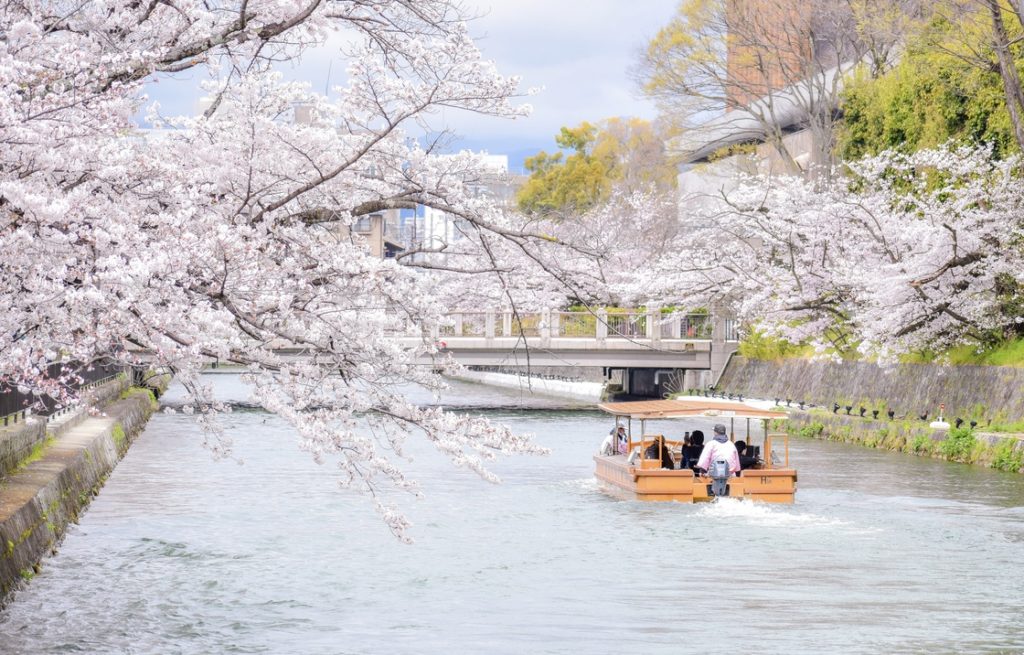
left=1, top=375, right=1022, bottom=654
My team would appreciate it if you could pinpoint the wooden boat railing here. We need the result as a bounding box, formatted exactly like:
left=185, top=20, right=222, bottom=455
left=763, top=433, right=790, bottom=468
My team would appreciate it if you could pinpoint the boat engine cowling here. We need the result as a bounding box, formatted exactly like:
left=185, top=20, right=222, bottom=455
left=709, top=458, right=731, bottom=497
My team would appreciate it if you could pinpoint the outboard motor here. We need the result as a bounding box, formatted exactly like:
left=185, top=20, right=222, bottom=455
left=709, top=458, right=731, bottom=498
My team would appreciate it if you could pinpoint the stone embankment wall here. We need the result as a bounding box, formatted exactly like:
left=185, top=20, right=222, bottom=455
left=716, top=356, right=1024, bottom=472
left=0, top=379, right=167, bottom=604
left=0, top=421, right=46, bottom=482
left=718, top=357, right=1024, bottom=421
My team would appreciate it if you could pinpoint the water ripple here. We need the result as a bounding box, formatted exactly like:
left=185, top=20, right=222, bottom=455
left=1, top=375, right=1022, bottom=654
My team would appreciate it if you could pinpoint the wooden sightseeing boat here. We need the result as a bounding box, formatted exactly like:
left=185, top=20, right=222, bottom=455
left=594, top=398, right=797, bottom=503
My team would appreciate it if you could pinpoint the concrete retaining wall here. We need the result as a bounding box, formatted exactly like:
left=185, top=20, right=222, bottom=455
left=466, top=365, right=606, bottom=383
left=0, top=386, right=161, bottom=604
left=451, top=370, right=605, bottom=402
left=0, top=377, right=131, bottom=477
left=0, top=422, right=46, bottom=480
left=718, top=357, right=1024, bottom=422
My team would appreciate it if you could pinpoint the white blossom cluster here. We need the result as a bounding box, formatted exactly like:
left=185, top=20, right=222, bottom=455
left=0, top=0, right=578, bottom=539
left=629, top=146, right=1024, bottom=359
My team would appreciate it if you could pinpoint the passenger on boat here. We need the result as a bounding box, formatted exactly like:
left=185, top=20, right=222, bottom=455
left=598, top=426, right=629, bottom=456
left=735, top=440, right=759, bottom=469
left=696, top=424, right=740, bottom=476
left=644, top=435, right=675, bottom=469
left=683, top=431, right=704, bottom=468
left=679, top=433, right=692, bottom=468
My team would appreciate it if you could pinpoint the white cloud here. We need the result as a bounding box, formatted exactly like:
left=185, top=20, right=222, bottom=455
left=454, top=0, right=678, bottom=142
left=140, top=0, right=679, bottom=156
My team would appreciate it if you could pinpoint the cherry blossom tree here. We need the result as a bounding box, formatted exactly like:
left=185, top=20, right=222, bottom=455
left=627, top=145, right=1024, bottom=359
left=0, top=0, right=594, bottom=539
left=550, top=190, right=680, bottom=305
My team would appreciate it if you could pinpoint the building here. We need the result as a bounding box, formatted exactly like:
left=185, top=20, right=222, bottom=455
left=673, top=0, right=856, bottom=209
left=401, top=154, right=522, bottom=263
left=725, top=0, right=812, bottom=107
left=145, top=103, right=520, bottom=261
left=348, top=211, right=405, bottom=259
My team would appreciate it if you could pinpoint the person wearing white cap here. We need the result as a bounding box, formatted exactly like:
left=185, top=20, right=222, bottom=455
left=696, top=423, right=740, bottom=476
left=598, top=425, right=629, bottom=456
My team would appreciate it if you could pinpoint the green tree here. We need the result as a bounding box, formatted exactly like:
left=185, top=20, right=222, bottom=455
left=516, top=118, right=676, bottom=216
left=839, top=11, right=1023, bottom=159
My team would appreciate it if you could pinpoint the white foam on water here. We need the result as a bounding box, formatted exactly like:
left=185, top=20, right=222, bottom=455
left=557, top=478, right=600, bottom=492
left=693, top=497, right=850, bottom=529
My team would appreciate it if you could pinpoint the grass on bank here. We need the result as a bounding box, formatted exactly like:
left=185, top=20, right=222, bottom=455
left=902, top=339, right=1024, bottom=367
left=793, top=418, right=1024, bottom=472
left=15, top=436, right=54, bottom=473
left=737, top=328, right=1024, bottom=369
left=737, top=330, right=815, bottom=361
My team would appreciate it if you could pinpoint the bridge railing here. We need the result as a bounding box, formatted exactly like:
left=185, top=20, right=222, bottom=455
left=605, top=311, right=647, bottom=338
left=0, top=361, right=124, bottom=426
left=431, top=310, right=715, bottom=341
left=556, top=312, right=597, bottom=337
left=438, top=312, right=488, bottom=337
left=659, top=313, right=713, bottom=340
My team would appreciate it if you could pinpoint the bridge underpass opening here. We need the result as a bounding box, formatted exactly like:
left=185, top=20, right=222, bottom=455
left=605, top=368, right=712, bottom=399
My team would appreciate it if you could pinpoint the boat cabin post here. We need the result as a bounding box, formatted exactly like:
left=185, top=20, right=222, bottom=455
left=639, top=418, right=646, bottom=456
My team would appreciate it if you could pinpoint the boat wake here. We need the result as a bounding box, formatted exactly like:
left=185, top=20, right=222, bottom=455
left=556, top=478, right=601, bottom=493
left=694, top=497, right=850, bottom=529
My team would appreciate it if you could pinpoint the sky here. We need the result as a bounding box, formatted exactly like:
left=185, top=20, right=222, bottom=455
left=142, top=0, right=679, bottom=172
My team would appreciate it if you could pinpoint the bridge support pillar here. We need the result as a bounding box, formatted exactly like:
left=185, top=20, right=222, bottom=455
left=647, top=305, right=661, bottom=344
left=683, top=369, right=711, bottom=391
left=709, top=312, right=738, bottom=388
left=540, top=309, right=552, bottom=347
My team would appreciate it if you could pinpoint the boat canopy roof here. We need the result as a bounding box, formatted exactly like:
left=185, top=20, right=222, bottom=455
left=598, top=399, right=787, bottom=421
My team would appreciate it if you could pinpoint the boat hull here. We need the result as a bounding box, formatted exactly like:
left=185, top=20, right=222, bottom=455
left=594, top=455, right=796, bottom=503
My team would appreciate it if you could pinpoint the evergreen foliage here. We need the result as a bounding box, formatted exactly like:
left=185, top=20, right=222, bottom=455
left=839, top=16, right=1023, bottom=159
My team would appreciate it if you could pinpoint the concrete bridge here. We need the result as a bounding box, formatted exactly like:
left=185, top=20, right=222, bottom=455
left=197, top=309, right=738, bottom=398
left=403, top=309, right=739, bottom=396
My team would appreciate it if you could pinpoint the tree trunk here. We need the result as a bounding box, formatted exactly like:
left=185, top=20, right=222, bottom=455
left=1008, top=0, right=1024, bottom=27
left=987, top=0, right=1024, bottom=151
